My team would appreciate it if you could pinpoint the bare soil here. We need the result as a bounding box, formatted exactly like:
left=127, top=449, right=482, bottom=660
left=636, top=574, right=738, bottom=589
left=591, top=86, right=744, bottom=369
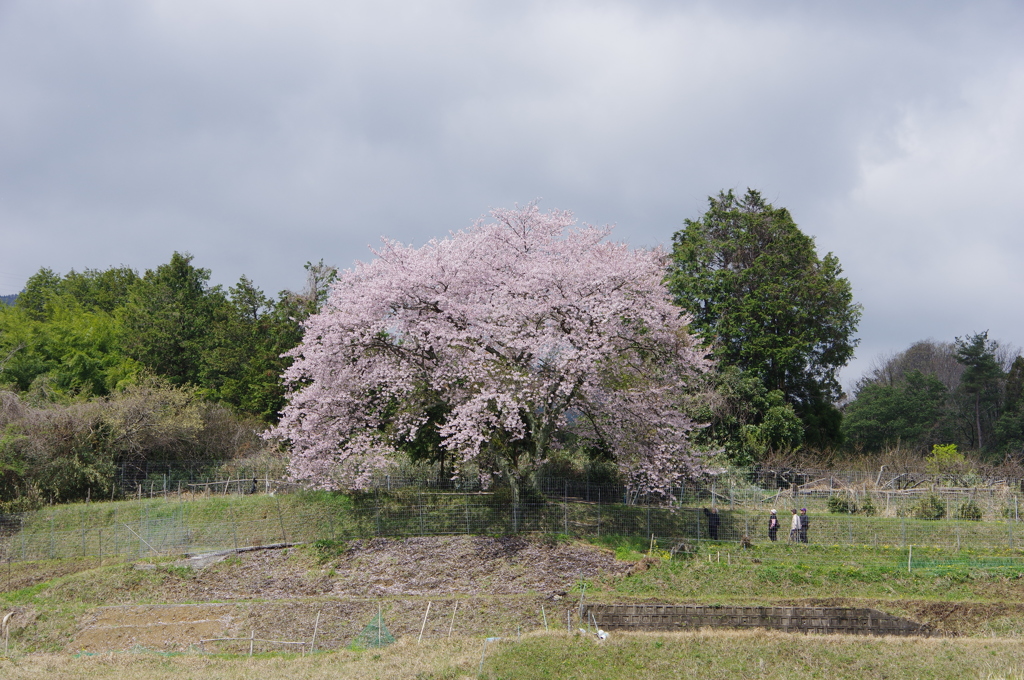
left=67, top=536, right=628, bottom=652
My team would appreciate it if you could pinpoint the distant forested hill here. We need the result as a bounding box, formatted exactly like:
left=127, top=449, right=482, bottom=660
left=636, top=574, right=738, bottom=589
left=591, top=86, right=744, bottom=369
left=0, top=293, right=18, bottom=306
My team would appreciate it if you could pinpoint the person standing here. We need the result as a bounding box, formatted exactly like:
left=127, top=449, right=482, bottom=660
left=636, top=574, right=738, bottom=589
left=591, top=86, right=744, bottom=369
left=799, top=508, right=809, bottom=543
left=768, top=509, right=779, bottom=542
left=703, top=507, right=721, bottom=540
left=789, top=509, right=801, bottom=542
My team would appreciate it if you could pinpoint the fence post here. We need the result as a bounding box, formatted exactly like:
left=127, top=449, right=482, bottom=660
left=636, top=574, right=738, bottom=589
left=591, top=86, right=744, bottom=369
left=901, top=518, right=906, bottom=548
left=465, top=496, right=470, bottom=535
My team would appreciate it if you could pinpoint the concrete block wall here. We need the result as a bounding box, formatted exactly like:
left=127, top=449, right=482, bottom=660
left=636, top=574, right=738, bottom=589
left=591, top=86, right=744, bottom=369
left=586, top=604, right=928, bottom=636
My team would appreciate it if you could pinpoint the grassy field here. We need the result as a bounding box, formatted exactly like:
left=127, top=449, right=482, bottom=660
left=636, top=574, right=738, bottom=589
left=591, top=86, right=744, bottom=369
left=1, top=632, right=1024, bottom=679
left=8, top=489, right=1024, bottom=565
left=4, top=492, right=1024, bottom=677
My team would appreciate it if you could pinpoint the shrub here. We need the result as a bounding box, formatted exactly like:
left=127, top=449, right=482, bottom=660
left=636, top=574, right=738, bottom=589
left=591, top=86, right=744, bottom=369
left=955, top=500, right=982, bottom=521
left=311, top=538, right=349, bottom=563
left=913, top=493, right=946, bottom=520
left=827, top=495, right=852, bottom=514
left=859, top=496, right=876, bottom=516
left=925, top=443, right=968, bottom=475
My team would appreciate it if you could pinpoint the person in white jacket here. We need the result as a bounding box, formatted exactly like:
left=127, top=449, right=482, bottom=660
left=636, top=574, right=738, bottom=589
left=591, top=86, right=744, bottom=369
left=789, top=509, right=801, bottom=542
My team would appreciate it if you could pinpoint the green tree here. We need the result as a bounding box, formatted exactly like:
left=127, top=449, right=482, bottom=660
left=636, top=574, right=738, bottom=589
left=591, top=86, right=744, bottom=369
left=119, top=252, right=229, bottom=387
left=1005, top=356, right=1024, bottom=414
left=842, top=370, right=949, bottom=451
left=14, top=266, right=139, bottom=319
left=953, top=331, right=1003, bottom=451
left=57, top=267, right=139, bottom=313
left=995, top=356, right=1024, bottom=455
left=683, top=365, right=803, bottom=465
left=667, top=189, right=861, bottom=446
left=0, top=299, right=140, bottom=396
left=14, top=268, right=61, bottom=320
left=200, top=276, right=306, bottom=421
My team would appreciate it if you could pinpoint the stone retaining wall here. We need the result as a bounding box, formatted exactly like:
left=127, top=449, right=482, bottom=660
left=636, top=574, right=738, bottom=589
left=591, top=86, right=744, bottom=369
left=585, top=604, right=928, bottom=636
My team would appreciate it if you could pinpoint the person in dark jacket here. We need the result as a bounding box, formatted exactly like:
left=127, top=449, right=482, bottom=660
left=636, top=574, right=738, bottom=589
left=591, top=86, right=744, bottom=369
left=799, top=508, right=809, bottom=543
left=768, top=509, right=779, bottom=542
left=703, top=507, right=721, bottom=540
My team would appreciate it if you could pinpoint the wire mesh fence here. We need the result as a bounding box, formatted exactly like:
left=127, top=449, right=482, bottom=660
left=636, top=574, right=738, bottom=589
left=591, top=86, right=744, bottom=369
left=110, top=459, right=1024, bottom=524
left=3, top=490, right=1024, bottom=565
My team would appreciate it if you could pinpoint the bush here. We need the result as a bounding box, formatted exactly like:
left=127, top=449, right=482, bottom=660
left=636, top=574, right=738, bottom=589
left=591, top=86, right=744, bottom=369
left=859, top=496, right=876, bottom=516
left=955, top=500, right=982, bottom=521
left=827, top=495, right=852, bottom=514
left=913, top=493, right=946, bottom=520
left=0, top=380, right=271, bottom=506
left=926, top=443, right=971, bottom=476
left=310, top=539, right=349, bottom=563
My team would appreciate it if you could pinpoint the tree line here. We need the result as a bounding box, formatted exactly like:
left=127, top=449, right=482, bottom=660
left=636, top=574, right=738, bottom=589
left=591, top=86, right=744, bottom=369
left=6, top=189, right=1008, bottom=506
left=0, top=254, right=335, bottom=509
left=843, top=334, right=1024, bottom=459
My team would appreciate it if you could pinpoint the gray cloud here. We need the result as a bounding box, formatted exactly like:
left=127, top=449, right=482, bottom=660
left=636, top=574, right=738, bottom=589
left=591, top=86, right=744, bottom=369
left=1, top=0, right=1022, bottom=388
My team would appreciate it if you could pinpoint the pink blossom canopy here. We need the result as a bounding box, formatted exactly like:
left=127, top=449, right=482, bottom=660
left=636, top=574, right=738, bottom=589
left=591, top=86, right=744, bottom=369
left=272, top=205, right=710, bottom=494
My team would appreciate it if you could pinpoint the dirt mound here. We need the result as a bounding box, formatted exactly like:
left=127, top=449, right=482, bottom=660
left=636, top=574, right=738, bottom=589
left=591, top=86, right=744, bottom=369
left=146, top=535, right=625, bottom=602
left=328, top=535, right=627, bottom=597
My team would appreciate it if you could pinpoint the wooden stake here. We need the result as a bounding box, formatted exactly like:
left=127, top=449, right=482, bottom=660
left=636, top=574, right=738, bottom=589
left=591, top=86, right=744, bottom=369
left=311, top=611, right=321, bottom=652
left=541, top=604, right=548, bottom=630
left=418, top=601, right=431, bottom=643
left=249, top=630, right=254, bottom=657
left=448, top=601, right=459, bottom=639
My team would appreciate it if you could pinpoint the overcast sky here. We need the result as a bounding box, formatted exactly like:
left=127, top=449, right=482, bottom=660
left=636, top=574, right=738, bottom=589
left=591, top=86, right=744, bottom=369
left=1, top=0, right=1022, bottom=390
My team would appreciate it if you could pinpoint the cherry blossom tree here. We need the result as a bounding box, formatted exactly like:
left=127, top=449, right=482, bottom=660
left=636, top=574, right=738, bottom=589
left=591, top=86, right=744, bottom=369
left=271, top=205, right=710, bottom=497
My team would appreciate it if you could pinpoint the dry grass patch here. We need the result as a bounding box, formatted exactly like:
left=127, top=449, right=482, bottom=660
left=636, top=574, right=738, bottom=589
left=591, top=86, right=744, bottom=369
left=3, top=631, right=1024, bottom=680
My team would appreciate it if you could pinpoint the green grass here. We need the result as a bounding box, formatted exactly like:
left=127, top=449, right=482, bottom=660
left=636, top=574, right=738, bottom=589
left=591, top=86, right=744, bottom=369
left=3, top=632, right=1022, bottom=679
left=483, top=631, right=1024, bottom=680
left=585, top=536, right=1024, bottom=606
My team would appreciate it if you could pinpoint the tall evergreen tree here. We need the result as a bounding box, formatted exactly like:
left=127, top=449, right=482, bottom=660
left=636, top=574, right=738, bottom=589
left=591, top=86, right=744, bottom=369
left=119, top=252, right=228, bottom=387
left=953, top=331, right=1003, bottom=450
left=667, top=189, right=861, bottom=447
